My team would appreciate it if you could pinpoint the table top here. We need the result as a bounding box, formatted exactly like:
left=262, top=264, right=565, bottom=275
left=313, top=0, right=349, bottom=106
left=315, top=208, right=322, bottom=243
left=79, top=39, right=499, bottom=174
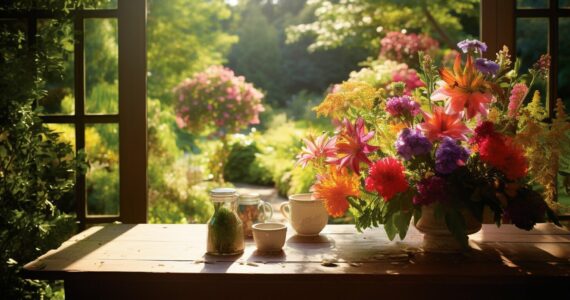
left=24, top=223, right=570, bottom=281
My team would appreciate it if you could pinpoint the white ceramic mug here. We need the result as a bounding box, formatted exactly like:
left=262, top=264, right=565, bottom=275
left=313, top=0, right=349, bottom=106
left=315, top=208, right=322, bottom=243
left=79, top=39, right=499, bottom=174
left=252, top=223, right=287, bottom=252
left=280, top=193, right=328, bottom=236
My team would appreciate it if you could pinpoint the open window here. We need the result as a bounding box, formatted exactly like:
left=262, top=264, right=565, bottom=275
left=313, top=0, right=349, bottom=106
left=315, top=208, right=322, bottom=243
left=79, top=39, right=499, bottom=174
left=2, top=0, right=148, bottom=228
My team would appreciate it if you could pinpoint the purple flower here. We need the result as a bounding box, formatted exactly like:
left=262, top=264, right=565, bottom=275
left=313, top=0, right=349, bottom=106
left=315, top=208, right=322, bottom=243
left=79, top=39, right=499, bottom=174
left=457, top=39, right=487, bottom=54
left=475, top=58, right=500, bottom=75
left=435, top=137, right=470, bottom=175
left=395, top=128, right=432, bottom=160
left=385, top=96, right=421, bottom=118
left=413, top=176, right=447, bottom=205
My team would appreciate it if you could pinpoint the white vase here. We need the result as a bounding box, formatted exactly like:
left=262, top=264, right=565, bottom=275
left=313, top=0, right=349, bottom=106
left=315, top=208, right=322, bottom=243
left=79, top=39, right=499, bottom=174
left=415, top=204, right=482, bottom=253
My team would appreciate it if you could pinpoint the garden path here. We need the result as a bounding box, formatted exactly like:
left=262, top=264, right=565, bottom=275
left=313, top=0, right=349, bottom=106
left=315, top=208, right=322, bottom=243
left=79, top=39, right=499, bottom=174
left=233, top=183, right=288, bottom=223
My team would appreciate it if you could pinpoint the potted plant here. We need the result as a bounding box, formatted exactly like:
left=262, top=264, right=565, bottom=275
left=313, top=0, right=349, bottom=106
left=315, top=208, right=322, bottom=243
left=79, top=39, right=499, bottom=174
left=296, top=39, right=566, bottom=252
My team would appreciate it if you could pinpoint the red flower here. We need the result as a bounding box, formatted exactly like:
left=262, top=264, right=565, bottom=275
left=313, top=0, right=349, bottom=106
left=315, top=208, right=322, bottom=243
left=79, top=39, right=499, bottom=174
left=417, top=107, right=471, bottom=142
left=478, top=135, right=528, bottom=180
left=330, top=118, right=379, bottom=175
left=365, top=157, right=409, bottom=201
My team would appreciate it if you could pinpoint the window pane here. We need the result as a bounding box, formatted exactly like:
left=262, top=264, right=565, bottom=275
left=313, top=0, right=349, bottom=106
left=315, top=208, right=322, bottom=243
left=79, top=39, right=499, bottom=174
left=516, top=18, right=549, bottom=102
left=86, top=123, right=119, bottom=216
left=46, top=123, right=76, bottom=149
left=45, top=124, right=77, bottom=213
left=517, top=0, right=549, bottom=8
left=560, top=0, right=570, bottom=8
left=85, top=18, right=119, bottom=114
left=560, top=18, right=570, bottom=110
left=37, top=19, right=75, bottom=115
left=84, top=0, right=118, bottom=9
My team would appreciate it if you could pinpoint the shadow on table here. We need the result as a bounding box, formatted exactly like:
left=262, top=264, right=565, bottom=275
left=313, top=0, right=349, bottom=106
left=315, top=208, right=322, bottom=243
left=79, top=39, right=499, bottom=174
left=24, top=224, right=138, bottom=278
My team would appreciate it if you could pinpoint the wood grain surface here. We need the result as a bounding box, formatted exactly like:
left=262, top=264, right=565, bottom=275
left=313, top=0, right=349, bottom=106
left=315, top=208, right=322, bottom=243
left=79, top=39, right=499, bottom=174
left=24, top=224, right=570, bottom=299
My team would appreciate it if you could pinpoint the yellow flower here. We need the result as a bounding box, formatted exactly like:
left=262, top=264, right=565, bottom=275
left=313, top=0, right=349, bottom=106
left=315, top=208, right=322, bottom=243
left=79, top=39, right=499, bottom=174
left=313, top=166, right=360, bottom=217
left=516, top=98, right=570, bottom=205
left=314, top=82, right=376, bottom=120
left=487, top=107, right=501, bottom=123
left=524, top=90, right=548, bottom=121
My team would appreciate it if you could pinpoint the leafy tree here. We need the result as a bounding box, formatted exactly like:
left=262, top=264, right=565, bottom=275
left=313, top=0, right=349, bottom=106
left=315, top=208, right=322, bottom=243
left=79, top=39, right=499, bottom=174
left=229, top=0, right=369, bottom=107
left=0, top=2, right=89, bottom=298
left=228, top=3, right=285, bottom=104
left=286, top=0, right=479, bottom=52
left=147, top=0, right=238, bottom=102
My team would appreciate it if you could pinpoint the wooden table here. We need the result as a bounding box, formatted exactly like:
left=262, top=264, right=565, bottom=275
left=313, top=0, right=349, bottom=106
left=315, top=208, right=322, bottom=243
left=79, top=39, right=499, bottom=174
left=24, top=224, right=570, bottom=299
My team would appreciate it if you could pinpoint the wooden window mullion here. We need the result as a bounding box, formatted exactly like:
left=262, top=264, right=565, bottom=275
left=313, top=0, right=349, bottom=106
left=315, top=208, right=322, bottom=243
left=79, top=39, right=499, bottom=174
left=118, top=0, right=148, bottom=224
left=548, top=0, right=559, bottom=119
left=73, top=13, right=87, bottom=230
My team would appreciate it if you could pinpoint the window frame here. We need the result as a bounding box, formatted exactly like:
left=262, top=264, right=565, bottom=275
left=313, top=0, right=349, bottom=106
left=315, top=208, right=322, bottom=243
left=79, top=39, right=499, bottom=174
left=482, top=0, right=570, bottom=216
left=1, top=0, right=148, bottom=228
left=481, top=0, right=570, bottom=118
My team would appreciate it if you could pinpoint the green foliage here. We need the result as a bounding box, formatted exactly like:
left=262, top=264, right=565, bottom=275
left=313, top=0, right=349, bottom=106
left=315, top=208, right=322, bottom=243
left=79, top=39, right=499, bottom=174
left=0, top=6, right=87, bottom=297
left=228, top=0, right=369, bottom=107
left=223, top=138, right=273, bottom=185
left=147, top=0, right=238, bottom=102
left=287, top=0, right=479, bottom=51
left=147, top=98, right=214, bottom=224
left=229, top=2, right=284, bottom=103
left=444, top=207, right=468, bottom=248
left=350, top=190, right=415, bottom=240
left=288, top=165, right=316, bottom=196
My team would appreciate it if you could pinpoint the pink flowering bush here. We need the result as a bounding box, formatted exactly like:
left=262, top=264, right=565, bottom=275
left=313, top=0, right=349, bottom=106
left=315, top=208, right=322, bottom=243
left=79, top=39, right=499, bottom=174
left=174, top=66, right=265, bottom=137
left=348, top=60, right=424, bottom=95
left=380, top=31, right=439, bottom=65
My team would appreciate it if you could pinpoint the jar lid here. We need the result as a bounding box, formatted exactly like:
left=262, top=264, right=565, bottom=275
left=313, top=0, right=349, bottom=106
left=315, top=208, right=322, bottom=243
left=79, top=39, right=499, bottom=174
left=238, top=193, right=260, bottom=204
left=210, top=188, right=237, bottom=197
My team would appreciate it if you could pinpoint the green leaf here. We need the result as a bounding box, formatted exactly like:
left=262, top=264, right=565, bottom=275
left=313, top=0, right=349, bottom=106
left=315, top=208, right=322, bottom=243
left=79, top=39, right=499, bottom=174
left=395, top=210, right=413, bottom=240
left=444, top=209, right=469, bottom=249
left=434, top=203, right=444, bottom=221
left=384, top=216, right=397, bottom=241
left=546, top=206, right=562, bottom=227
left=413, top=206, right=422, bottom=226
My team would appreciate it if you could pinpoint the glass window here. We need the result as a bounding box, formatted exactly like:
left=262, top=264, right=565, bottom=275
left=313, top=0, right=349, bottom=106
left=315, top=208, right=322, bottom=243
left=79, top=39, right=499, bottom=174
left=86, top=123, right=120, bottom=216
left=516, top=18, right=549, bottom=102
left=559, top=18, right=570, bottom=110
left=517, top=0, right=549, bottom=9
left=560, top=0, right=570, bottom=8
left=85, top=18, right=119, bottom=115
left=37, top=19, right=75, bottom=115
left=46, top=123, right=76, bottom=149
left=84, top=0, right=118, bottom=9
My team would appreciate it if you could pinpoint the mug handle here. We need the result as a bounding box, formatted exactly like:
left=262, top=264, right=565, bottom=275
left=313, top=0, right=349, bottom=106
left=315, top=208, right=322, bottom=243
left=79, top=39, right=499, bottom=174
left=280, top=202, right=291, bottom=221
left=259, top=200, right=273, bottom=222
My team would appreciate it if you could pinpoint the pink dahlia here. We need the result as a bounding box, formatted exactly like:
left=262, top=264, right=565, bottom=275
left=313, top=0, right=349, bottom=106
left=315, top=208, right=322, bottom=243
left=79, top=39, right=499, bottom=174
left=329, top=118, right=379, bottom=175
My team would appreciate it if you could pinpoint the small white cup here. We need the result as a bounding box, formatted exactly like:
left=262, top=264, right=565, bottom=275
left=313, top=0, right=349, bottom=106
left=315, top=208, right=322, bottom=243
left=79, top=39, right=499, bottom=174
left=280, top=193, right=328, bottom=236
left=252, top=223, right=287, bottom=252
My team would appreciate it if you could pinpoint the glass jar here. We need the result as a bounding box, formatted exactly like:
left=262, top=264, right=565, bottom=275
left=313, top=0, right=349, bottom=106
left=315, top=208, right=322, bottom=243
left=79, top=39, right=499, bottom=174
left=237, top=193, right=273, bottom=237
left=206, top=188, right=244, bottom=255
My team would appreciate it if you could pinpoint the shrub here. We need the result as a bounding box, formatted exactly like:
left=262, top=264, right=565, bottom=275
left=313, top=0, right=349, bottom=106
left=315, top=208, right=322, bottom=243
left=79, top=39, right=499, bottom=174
left=379, top=31, right=439, bottom=66
left=147, top=98, right=215, bottom=224
left=288, top=166, right=316, bottom=196
left=223, top=137, right=273, bottom=185
left=1, top=17, right=86, bottom=298
left=174, top=65, right=265, bottom=137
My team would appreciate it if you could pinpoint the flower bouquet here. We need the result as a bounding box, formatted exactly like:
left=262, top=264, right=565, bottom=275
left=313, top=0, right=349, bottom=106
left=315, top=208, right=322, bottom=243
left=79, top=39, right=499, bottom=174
left=297, top=39, right=567, bottom=251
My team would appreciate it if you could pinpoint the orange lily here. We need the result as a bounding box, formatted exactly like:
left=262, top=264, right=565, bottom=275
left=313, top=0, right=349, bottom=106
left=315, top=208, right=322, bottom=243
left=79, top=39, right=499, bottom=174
left=432, top=54, right=494, bottom=119
left=417, top=107, right=471, bottom=142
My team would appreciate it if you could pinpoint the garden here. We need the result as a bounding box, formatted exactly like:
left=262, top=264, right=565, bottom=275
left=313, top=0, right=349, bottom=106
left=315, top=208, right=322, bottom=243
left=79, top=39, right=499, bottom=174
left=2, top=0, right=570, bottom=298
